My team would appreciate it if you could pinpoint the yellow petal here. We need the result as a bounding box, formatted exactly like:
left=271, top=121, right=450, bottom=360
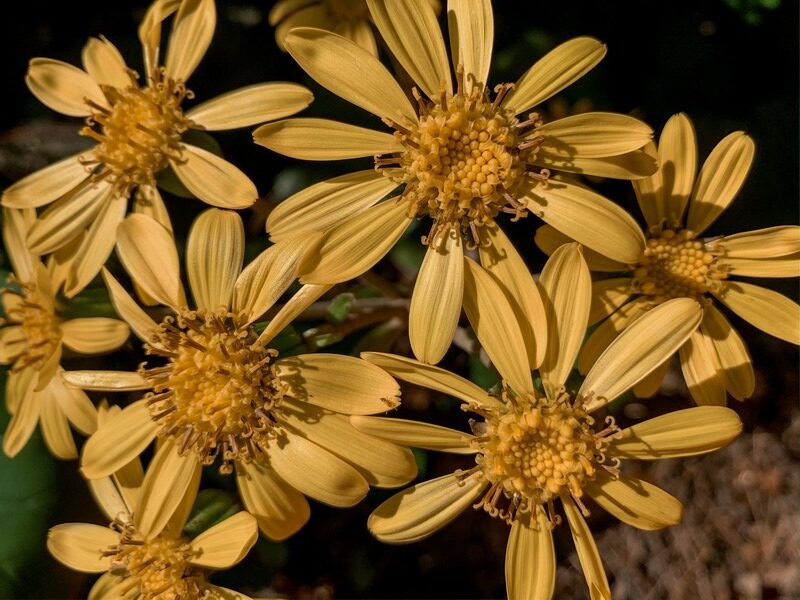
left=284, top=28, right=416, bottom=122
left=190, top=512, right=257, bottom=569
left=267, top=169, right=398, bottom=242
left=187, top=209, right=243, bottom=311
left=236, top=460, right=310, bottom=541
left=701, top=303, right=754, bottom=400
left=2, top=153, right=90, bottom=209
left=409, top=232, right=463, bottom=364
left=534, top=224, right=628, bottom=272
left=588, top=278, right=633, bottom=325
left=709, top=225, right=800, bottom=258
left=268, top=429, right=369, bottom=507
left=36, top=343, right=62, bottom=392
left=2, top=207, right=37, bottom=282
left=280, top=400, right=417, bottom=488
left=447, top=0, right=493, bottom=92
left=4, top=367, right=36, bottom=415
left=367, top=0, right=452, bottom=97
left=717, top=255, right=800, bottom=278
left=339, top=15, right=379, bottom=57
left=656, top=112, right=697, bottom=226
left=632, top=359, right=669, bottom=399
left=56, top=376, right=97, bottom=435
left=535, top=146, right=658, bottom=181
left=350, top=415, right=475, bottom=454
left=47, top=523, right=115, bottom=573
left=40, top=388, right=78, bottom=459
left=631, top=140, right=665, bottom=229
left=586, top=472, right=683, bottom=531
left=2, top=387, right=41, bottom=458
left=170, top=144, right=258, bottom=209
left=300, top=200, right=412, bottom=284
left=275, top=353, right=400, bottom=414
left=562, top=497, right=611, bottom=600
left=254, top=283, right=332, bottom=347
left=116, top=214, right=184, bottom=308
left=87, top=573, right=128, bottom=600
left=581, top=298, right=703, bottom=411
left=188, top=83, right=313, bottom=130
left=101, top=268, right=159, bottom=342
left=81, top=400, right=158, bottom=479
left=537, top=112, right=652, bottom=158
left=479, top=222, right=547, bottom=369
left=88, top=471, right=139, bottom=524
left=505, top=508, right=556, bottom=600
left=138, top=0, right=182, bottom=78
left=81, top=36, right=129, bottom=88
left=254, top=118, right=402, bottom=160
left=714, top=282, right=800, bottom=345
left=462, top=257, right=533, bottom=394
left=523, top=178, right=646, bottom=264
left=679, top=328, right=726, bottom=406
left=60, top=318, right=130, bottom=354
left=272, top=4, right=331, bottom=52
left=539, top=243, right=592, bottom=393
left=134, top=439, right=201, bottom=539
left=26, top=58, right=107, bottom=117
left=610, top=406, right=742, bottom=460
left=360, top=351, right=501, bottom=409
left=164, top=0, right=216, bottom=82
left=502, top=37, right=606, bottom=116
left=133, top=185, right=173, bottom=233
left=0, top=326, right=26, bottom=365
left=269, top=0, right=319, bottom=25
left=687, top=131, right=755, bottom=235
left=202, top=585, right=254, bottom=600
left=368, top=471, right=484, bottom=543
left=63, top=370, right=149, bottom=391
left=579, top=297, right=648, bottom=375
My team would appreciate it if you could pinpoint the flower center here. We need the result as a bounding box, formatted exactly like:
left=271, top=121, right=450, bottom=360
left=325, top=0, right=369, bottom=19
left=377, top=67, right=548, bottom=246
left=466, top=388, right=617, bottom=524
left=633, top=229, right=725, bottom=300
left=105, top=520, right=203, bottom=599
left=0, top=279, right=61, bottom=371
left=141, top=309, right=285, bottom=473
left=81, top=68, right=193, bottom=194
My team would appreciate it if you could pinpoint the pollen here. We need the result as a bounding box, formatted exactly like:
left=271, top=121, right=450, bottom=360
left=633, top=229, right=725, bottom=301
left=140, top=309, right=286, bottom=474
left=0, top=277, right=61, bottom=371
left=80, top=68, right=193, bottom=194
left=377, top=66, right=548, bottom=246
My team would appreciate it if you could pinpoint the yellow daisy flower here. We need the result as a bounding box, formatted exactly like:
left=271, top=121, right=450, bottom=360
left=65, top=208, right=417, bottom=540
left=2, top=0, right=313, bottom=297
left=269, top=0, right=441, bottom=56
left=1, top=208, right=129, bottom=459
left=351, top=244, right=742, bottom=599
left=255, top=0, right=654, bottom=365
left=48, top=433, right=257, bottom=600
left=536, top=113, right=800, bottom=405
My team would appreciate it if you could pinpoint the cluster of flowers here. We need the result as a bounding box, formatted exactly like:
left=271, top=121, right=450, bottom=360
left=2, top=0, right=798, bottom=598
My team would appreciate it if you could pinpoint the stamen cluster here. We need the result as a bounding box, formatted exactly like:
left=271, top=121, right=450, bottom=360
left=0, top=278, right=61, bottom=370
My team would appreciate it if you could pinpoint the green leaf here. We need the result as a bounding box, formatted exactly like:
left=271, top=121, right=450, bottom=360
left=183, top=489, right=241, bottom=538
left=326, top=293, right=355, bottom=324
left=468, top=354, right=500, bottom=389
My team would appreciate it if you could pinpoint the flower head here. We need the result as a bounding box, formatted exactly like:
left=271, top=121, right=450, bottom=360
left=3, top=0, right=313, bottom=297
left=536, top=113, right=800, bottom=405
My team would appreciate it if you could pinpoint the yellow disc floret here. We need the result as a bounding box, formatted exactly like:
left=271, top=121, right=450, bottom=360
left=0, top=277, right=61, bottom=371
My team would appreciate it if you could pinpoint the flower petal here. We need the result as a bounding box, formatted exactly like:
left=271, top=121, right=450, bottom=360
left=581, top=298, right=703, bottom=411
left=2, top=207, right=37, bottom=281
left=632, top=359, right=669, bottom=399
left=254, top=284, right=332, bottom=347
left=2, top=387, right=41, bottom=458
left=190, top=512, right=257, bottom=569
left=535, top=146, right=658, bottom=181
left=87, top=573, right=127, bottom=600
left=539, top=243, right=591, bottom=393
left=188, top=83, right=313, bottom=130
left=586, top=472, right=683, bottom=531
left=47, top=523, right=115, bottom=573
left=368, top=471, right=484, bottom=543
left=562, top=497, right=611, bottom=600
left=187, top=208, right=243, bottom=311
left=534, top=224, right=628, bottom=272
left=164, top=0, right=216, bottom=82
left=679, top=328, right=726, bottom=406
left=350, top=415, right=475, bottom=454
left=101, top=268, right=159, bottom=342
left=714, top=282, right=800, bottom=345
left=537, top=112, right=652, bottom=158
left=717, top=256, right=800, bottom=278
left=81, top=36, right=129, bottom=88
left=299, top=200, right=412, bottom=284
left=284, top=28, right=416, bottom=122
left=588, top=278, right=633, bottom=325
left=56, top=376, right=97, bottom=436
left=63, top=370, right=150, bottom=391
left=367, top=0, right=452, bottom=97
left=202, top=585, right=254, bottom=600
left=275, top=353, right=400, bottom=414
left=254, top=118, right=402, bottom=160
left=40, top=389, right=77, bottom=460
left=272, top=4, right=330, bottom=51
left=579, top=297, right=649, bottom=375
left=170, top=144, right=258, bottom=209
left=687, top=131, right=755, bottom=235
left=2, top=153, right=91, bottom=209
left=26, top=58, right=107, bottom=117
left=447, top=0, right=493, bottom=92
left=502, top=37, right=606, bottom=116
left=409, top=232, right=463, bottom=364
left=701, top=303, right=754, bottom=400
left=709, top=225, right=800, bottom=259
left=505, top=508, right=556, bottom=600
left=655, top=112, right=697, bottom=226
left=523, top=178, right=646, bottom=264
left=60, top=318, right=130, bottom=355
left=462, top=257, right=533, bottom=394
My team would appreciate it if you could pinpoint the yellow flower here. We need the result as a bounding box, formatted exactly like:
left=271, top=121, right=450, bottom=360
left=536, top=113, right=800, bottom=405
left=1, top=208, right=129, bottom=459
left=350, top=244, right=742, bottom=599
left=269, top=0, right=441, bottom=56
left=254, top=0, right=654, bottom=365
left=48, top=428, right=257, bottom=600
left=2, top=0, right=313, bottom=297
left=67, top=208, right=417, bottom=540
